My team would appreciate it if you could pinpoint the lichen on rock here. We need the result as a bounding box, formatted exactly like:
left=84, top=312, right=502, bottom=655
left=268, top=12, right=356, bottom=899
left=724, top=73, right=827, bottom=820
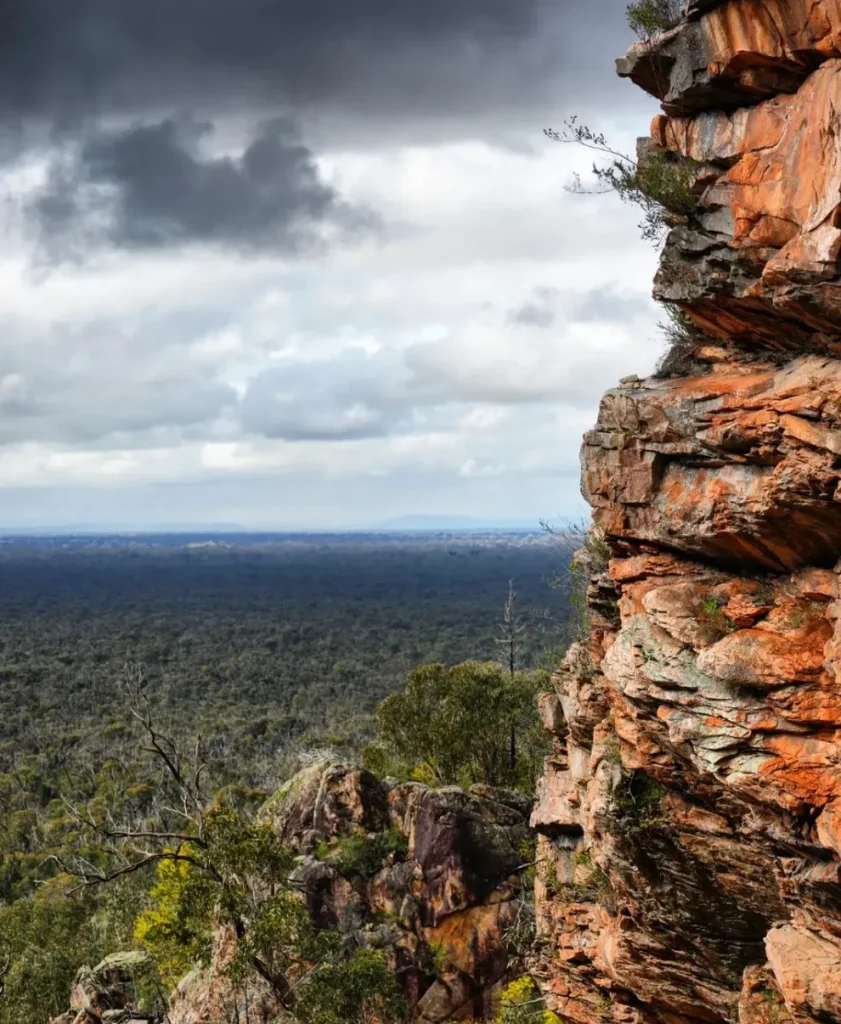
left=531, top=3, right=841, bottom=1023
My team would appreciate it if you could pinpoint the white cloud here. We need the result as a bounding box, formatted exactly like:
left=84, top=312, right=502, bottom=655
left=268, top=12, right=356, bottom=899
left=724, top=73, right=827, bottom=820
left=0, top=131, right=661, bottom=525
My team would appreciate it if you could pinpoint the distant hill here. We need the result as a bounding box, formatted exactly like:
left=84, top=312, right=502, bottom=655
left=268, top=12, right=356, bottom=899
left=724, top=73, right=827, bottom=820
left=373, top=515, right=538, bottom=532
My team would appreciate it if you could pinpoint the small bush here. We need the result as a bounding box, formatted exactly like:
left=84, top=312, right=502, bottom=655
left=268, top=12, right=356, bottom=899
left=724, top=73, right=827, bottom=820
left=320, top=828, right=408, bottom=880
left=373, top=661, right=551, bottom=791
left=627, top=0, right=682, bottom=39
left=698, top=593, right=738, bottom=634
left=293, top=946, right=406, bottom=1024
left=655, top=304, right=707, bottom=378
left=545, top=859, right=616, bottom=911
left=543, top=521, right=611, bottom=651
left=606, top=771, right=667, bottom=838
left=504, top=893, right=537, bottom=959
left=637, top=153, right=697, bottom=215
left=495, top=976, right=561, bottom=1024
left=602, top=737, right=623, bottom=766
left=547, top=120, right=702, bottom=245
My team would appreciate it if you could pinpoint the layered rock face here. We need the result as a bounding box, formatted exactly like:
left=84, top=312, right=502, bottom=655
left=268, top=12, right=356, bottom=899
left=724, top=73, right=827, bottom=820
left=532, top=4, right=841, bottom=1024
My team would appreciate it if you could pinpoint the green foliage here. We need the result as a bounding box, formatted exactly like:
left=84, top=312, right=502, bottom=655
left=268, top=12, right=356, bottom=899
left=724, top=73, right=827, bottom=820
left=607, top=771, right=667, bottom=838
left=596, top=994, right=614, bottom=1015
left=546, top=119, right=702, bottom=244
left=293, top=947, right=405, bottom=1024
left=785, top=604, right=806, bottom=629
left=503, top=893, right=537, bottom=960
left=542, top=855, right=615, bottom=911
left=316, top=827, right=408, bottom=880
left=699, top=593, right=736, bottom=633
left=519, top=835, right=538, bottom=867
left=0, top=534, right=568, bottom=903
left=373, top=661, right=551, bottom=791
left=128, top=801, right=402, bottom=1020
left=495, top=976, right=560, bottom=1024
left=543, top=862, right=563, bottom=899
left=0, top=882, right=105, bottom=1024
left=627, top=0, right=682, bottom=38
left=133, top=852, right=213, bottom=988
left=129, top=803, right=303, bottom=1000
left=426, top=940, right=449, bottom=977
left=655, top=304, right=707, bottom=379
left=0, top=534, right=574, bottom=1017
left=615, top=150, right=701, bottom=242
left=541, top=521, right=611, bottom=657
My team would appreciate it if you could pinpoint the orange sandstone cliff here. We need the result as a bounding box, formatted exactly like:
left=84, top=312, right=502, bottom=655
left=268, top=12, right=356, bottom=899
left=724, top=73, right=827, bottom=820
left=530, top=3, right=841, bottom=1023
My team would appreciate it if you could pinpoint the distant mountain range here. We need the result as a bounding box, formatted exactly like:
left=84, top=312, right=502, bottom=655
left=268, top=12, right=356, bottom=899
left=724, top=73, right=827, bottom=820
left=371, top=515, right=539, bottom=531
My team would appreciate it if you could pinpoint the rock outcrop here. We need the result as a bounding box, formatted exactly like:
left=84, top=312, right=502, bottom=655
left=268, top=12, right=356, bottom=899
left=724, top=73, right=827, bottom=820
left=532, top=4, right=841, bottom=1024
left=50, top=952, right=157, bottom=1024
left=173, top=762, right=531, bottom=1024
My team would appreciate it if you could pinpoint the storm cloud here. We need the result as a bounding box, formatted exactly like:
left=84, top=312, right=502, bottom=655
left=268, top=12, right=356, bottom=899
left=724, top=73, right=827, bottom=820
left=0, top=0, right=637, bottom=131
left=0, top=0, right=661, bottom=529
left=32, top=117, right=374, bottom=256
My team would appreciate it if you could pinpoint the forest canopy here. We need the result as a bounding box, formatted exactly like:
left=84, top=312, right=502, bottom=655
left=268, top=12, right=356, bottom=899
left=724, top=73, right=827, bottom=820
left=0, top=531, right=577, bottom=1022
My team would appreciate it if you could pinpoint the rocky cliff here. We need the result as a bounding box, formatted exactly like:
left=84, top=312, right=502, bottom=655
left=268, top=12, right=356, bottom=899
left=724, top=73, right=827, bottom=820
left=531, top=3, right=841, bottom=1024
left=52, top=762, right=531, bottom=1024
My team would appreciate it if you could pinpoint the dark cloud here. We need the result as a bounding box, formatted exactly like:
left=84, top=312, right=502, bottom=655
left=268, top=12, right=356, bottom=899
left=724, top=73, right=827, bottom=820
left=509, top=287, right=560, bottom=329
left=31, top=116, right=372, bottom=256
left=6, top=1, right=648, bottom=256
left=572, top=288, right=654, bottom=322
left=0, top=0, right=637, bottom=130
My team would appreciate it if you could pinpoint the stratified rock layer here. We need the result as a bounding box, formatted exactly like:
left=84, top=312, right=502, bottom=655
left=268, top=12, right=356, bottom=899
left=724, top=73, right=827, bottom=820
left=533, top=3, right=841, bottom=1024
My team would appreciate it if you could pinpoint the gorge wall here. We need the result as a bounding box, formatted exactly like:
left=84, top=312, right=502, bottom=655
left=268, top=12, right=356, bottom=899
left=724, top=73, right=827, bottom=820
left=530, top=3, right=841, bottom=1023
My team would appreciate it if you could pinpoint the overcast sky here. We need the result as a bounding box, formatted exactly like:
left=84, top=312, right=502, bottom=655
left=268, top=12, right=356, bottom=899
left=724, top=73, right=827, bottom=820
left=0, top=0, right=659, bottom=530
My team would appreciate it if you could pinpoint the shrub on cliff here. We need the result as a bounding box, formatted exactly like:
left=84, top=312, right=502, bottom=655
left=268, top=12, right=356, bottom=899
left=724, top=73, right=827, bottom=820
left=545, top=118, right=702, bottom=244
left=61, top=677, right=406, bottom=1024
left=655, top=304, right=708, bottom=378
left=0, top=883, right=104, bottom=1024
left=627, top=0, right=682, bottom=39
left=126, top=804, right=405, bottom=1022
left=495, top=976, right=561, bottom=1024
left=316, top=826, right=408, bottom=880
left=364, top=661, right=550, bottom=791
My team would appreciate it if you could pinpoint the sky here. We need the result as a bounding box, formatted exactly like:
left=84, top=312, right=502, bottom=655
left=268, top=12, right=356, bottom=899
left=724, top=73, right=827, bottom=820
left=0, top=0, right=660, bottom=531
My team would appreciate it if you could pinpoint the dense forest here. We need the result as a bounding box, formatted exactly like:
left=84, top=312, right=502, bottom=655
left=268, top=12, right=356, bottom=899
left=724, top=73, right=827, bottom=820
left=0, top=531, right=570, bottom=771
left=0, top=530, right=574, bottom=1021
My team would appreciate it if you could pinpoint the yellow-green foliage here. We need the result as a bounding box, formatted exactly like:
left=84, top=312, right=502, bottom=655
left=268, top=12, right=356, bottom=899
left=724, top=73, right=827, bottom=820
left=496, top=976, right=561, bottom=1024
left=133, top=851, right=212, bottom=988
left=0, top=881, right=105, bottom=1024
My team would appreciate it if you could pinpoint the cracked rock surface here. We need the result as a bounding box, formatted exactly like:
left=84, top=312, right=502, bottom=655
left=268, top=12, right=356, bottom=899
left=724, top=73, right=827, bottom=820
left=531, top=4, right=841, bottom=1023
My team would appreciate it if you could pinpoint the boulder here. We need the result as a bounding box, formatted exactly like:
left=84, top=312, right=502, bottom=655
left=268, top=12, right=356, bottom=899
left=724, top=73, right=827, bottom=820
left=174, top=764, right=531, bottom=1024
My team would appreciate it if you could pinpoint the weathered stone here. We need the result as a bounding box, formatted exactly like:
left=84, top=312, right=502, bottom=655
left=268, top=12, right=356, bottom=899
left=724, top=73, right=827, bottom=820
left=619, top=0, right=841, bottom=116
left=583, top=357, right=841, bottom=570
left=192, top=766, right=528, bottom=1024
left=259, top=759, right=391, bottom=848
left=534, top=7, right=841, bottom=1024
